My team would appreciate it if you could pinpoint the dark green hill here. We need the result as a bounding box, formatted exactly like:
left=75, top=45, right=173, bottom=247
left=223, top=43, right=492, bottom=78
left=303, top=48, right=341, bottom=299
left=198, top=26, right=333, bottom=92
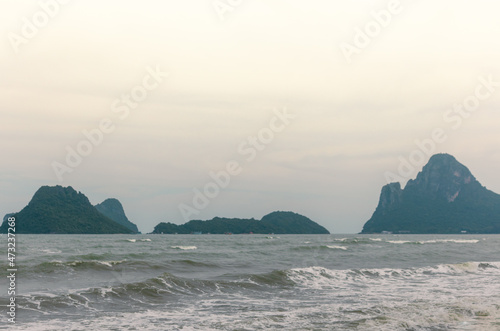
left=362, top=154, right=500, bottom=234
left=0, top=186, right=134, bottom=234
left=95, top=198, right=140, bottom=233
left=152, top=211, right=330, bottom=234
left=261, top=211, right=330, bottom=234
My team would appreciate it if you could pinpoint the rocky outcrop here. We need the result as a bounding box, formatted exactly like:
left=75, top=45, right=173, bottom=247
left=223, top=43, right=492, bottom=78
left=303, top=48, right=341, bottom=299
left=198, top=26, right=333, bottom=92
left=404, top=153, right=476, bottom=202
left=377, top=182, right=403, bottom=211
left=95, top=198, right=139, bottom=233
left=362, top=154, right=500, bottom=234
left=0, top=186, right=135, bottom=234
left=152, top=211, right=330, bottom=234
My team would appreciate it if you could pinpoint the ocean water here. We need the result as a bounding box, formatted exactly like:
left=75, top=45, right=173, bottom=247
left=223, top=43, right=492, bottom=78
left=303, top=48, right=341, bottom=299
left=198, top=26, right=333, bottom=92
left=1, top=234, right=500, bottom=330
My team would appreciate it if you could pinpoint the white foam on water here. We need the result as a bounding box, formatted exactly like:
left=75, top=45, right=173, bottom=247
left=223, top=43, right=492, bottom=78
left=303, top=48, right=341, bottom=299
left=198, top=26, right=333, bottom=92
left=286, top=261, right=500, bottom=293
left=67, top=260, right=82, bottom=266
left=95, top=260, right=125, bottom=267
left=333, top=238, right=349, bottom=242
left=386, top=240, right=411, bottom=244
left=65, top=260, right=125, bottom=268
left=40, top=249, right=62, bottom=254
left=10, top=259, right=500, bottom=331
left=419, top=239, right=480, bottom=244
left=438, top=239, right=480, bottom=244
left=170, top=246, right=197, bottom=250
left=284, top=262, right=500, bottom=330
left=126, top=238, right=151, bottom=243
left=326, top=245, right=347, bottom=250
left=95, top=260, right=112, bottom=267
left=387, top=239, right=480, bottom=245
left=98, top=287, right=117, bottom=298
left=27, top=292, right=59, bottom=299
left=11, top=289, right=500, bottom=331
left=10, top=234, right=500, bottom=331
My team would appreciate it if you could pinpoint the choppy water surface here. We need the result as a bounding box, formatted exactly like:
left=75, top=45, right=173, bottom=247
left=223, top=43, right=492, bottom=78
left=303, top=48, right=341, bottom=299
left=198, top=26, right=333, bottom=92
left=1, top=234, right=500, bottom=330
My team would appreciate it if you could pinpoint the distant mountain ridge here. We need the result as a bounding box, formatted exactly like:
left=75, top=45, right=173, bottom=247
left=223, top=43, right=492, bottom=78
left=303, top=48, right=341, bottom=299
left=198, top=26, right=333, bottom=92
left=152, top=211, right=330, bottom=234
left=362, top=154, right=500, bottom=234
left=0, top=186, right=137, bottom=234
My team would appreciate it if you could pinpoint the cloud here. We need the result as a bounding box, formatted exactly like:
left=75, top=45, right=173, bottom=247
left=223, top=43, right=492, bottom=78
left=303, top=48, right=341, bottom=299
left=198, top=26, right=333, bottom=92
left=1, top=0, right=499, bottom=233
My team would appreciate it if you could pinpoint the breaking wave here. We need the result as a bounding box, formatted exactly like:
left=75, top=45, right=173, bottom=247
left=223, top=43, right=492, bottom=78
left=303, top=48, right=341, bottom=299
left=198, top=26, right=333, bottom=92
left=7, top=260, right=500, bottom=331
left=15, top=261, right=500, bottom=311
left=170, top=246, right=197, bottom=250
left=386, top=239, right=481, bottom=244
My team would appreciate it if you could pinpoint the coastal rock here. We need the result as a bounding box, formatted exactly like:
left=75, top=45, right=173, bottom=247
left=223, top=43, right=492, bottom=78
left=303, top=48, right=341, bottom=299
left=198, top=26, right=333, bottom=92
left=3, top=213, right=15, bottom=223
left=95, top=198, right=139, bottom=233
left=362, top=154, right=500, bottom=234
left=152, top=211, right=330, bottom=234
left=0, top=186, right=134, bottom=234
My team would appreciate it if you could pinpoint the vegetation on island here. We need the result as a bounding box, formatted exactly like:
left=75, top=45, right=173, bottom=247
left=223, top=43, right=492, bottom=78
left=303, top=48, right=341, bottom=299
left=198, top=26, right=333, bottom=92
left=362, top=154, right=500, bottom=234
left=0, top=186, right=135, bottom=234
left=95, top=198, right=140, bottom=233
left=152, top=211, right=330, bottom=234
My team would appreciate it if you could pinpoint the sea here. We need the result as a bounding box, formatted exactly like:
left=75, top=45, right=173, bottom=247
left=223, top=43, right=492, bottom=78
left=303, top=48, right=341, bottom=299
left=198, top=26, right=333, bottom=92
left=1, top=234, right=500, bottom=330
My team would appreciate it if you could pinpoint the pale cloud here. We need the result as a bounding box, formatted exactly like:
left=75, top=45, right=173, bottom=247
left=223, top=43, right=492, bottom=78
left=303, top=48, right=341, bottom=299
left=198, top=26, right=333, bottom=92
left=1, top=0, right=499, bottom=233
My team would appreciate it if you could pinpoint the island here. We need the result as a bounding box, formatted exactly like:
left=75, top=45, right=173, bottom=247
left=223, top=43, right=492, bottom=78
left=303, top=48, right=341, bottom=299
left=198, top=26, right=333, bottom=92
left=95, top=198, right=140, bottom=233
left=361, top=153, right=500, bottom=234
left=152, top=211, right=330, bottom=234
left=0, top=186, right=138, bottom=234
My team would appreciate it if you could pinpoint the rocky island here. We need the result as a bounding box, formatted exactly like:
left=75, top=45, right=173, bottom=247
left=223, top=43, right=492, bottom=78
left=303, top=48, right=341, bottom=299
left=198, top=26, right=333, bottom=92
left=362, top=153, right=500, bottom=234
left=0, top=186, right=138, bottom=234
left=152, top=211, right=330, bottom=234
left=95, top=198, right=140, bottom=233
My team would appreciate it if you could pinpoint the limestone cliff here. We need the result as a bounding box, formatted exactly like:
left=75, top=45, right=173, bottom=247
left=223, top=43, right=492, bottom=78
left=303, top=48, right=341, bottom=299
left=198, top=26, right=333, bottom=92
left=362, top=154, right=500, bottom=234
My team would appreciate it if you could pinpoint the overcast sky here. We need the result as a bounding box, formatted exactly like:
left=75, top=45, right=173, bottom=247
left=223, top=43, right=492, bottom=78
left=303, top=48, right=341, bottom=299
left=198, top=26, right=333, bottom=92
left=1, top=0, right=500, bottom=233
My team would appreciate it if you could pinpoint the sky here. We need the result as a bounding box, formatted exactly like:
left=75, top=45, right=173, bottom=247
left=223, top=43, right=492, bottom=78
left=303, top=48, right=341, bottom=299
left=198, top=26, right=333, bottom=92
left=1, top=0, right=500, bottom=233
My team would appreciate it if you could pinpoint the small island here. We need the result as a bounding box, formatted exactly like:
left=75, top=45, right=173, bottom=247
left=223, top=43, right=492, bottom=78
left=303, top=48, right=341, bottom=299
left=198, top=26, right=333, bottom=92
left=0, top=186, right=330, bottom=235
left=362, top=153, right=500, bottom=234
left=152, top=211, right=330, bottom=234
left=95, top=198, right=140, bottom=233
left=0, top=186, right=138, bottom=234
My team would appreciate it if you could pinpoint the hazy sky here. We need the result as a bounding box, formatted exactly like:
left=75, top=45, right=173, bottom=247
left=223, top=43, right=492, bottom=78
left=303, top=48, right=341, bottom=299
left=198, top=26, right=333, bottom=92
left=1, top=0, right=500, bottom=233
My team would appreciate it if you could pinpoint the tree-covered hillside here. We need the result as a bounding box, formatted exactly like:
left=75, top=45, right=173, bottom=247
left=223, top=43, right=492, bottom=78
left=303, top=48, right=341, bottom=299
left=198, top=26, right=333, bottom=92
left=0, top=186, right=134, bottom=234
left=152, top=211, right=330, bottom=234
left=362, top=154, right=500, bottom=234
